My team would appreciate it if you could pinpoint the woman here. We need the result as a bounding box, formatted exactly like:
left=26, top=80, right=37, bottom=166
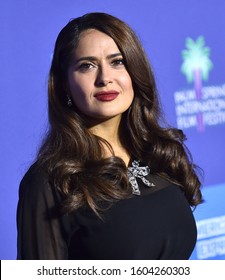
left=17, top=12, right=202, bottom=259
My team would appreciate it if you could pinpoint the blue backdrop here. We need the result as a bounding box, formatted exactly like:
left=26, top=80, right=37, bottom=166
left=1, top=0, right=225, bottom=260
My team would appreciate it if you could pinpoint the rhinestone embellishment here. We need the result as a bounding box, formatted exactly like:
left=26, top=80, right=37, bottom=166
left=128, top=160, right=155, bottom=195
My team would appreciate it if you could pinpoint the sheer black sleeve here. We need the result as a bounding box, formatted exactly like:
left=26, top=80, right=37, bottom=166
left=16, top=164, right=77, bottom=260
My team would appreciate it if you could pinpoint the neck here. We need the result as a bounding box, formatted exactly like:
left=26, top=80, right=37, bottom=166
left=88, top=116, right=130, bottom=166
left=89, top=116, right=121, bottom=145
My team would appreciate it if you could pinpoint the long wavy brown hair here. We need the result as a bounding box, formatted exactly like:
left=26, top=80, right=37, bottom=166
left=37, top=12, right=202, bottom=216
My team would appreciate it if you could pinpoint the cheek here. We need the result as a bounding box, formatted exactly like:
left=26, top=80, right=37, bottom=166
left=122, top=75, right=134, bottom=95
left=119, top=72, right=132, bottom=86
left=68, top=75, right=89, bottom=100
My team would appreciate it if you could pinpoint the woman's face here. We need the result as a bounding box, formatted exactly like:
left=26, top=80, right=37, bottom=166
left=67, top=29, right=134, bottom=121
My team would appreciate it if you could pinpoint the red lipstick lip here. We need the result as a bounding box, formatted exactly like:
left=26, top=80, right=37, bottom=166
left=94, top=91, right=119, bottom=101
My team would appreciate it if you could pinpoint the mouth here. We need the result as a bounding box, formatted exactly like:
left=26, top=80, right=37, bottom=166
left=94, top=91, right=119, bottom=102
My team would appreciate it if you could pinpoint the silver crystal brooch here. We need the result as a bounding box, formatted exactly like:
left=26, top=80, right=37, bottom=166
left=128, top=160, right=155, bottom=195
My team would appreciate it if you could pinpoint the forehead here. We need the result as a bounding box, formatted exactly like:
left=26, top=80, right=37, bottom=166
left=75, top=29, right=120, bottom=56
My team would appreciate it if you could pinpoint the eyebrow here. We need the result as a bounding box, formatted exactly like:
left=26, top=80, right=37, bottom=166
left=74, top=52, right=122, bottom=64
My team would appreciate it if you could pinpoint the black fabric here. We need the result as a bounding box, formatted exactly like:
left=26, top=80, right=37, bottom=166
left=17, top=163, right=197, bottom=260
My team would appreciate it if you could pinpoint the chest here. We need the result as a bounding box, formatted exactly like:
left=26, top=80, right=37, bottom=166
left=68, top=185, right=197, bottom=259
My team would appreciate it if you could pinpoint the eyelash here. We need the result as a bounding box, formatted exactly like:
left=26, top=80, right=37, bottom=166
left=78, top=63, right=94, bottom=70
left=77, top=58, right=125, bottom=72
left=111, top=58, right=124, bottom=66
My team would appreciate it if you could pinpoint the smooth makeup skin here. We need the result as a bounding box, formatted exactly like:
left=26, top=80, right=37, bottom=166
left=67, top=29, right=134, bottom=121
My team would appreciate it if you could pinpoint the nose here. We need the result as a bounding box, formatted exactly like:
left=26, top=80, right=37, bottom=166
left=95, top=65, right=112, bottom=86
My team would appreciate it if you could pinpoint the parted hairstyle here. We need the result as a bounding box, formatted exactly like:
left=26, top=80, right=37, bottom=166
left=37, top=12, right=202, bottom=216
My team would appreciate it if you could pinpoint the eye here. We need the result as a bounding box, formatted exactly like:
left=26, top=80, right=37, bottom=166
left=78, top=62, right=94, bottom=72
left=111, top=58, right=125, bottom=66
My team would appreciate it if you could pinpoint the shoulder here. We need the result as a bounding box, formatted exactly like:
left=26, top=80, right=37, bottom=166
left=18, top=162, right=65, bottom=217
left=18, top=162, right=52, bottom=200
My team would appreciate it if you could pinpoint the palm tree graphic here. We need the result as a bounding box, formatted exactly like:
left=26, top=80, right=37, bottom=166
left=181, top=36, right=213, bottom=99
left=181, top=36, right=213, bottom=131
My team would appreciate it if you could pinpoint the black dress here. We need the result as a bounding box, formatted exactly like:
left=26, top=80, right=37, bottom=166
left=17, top=161, right=197, bottom=260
